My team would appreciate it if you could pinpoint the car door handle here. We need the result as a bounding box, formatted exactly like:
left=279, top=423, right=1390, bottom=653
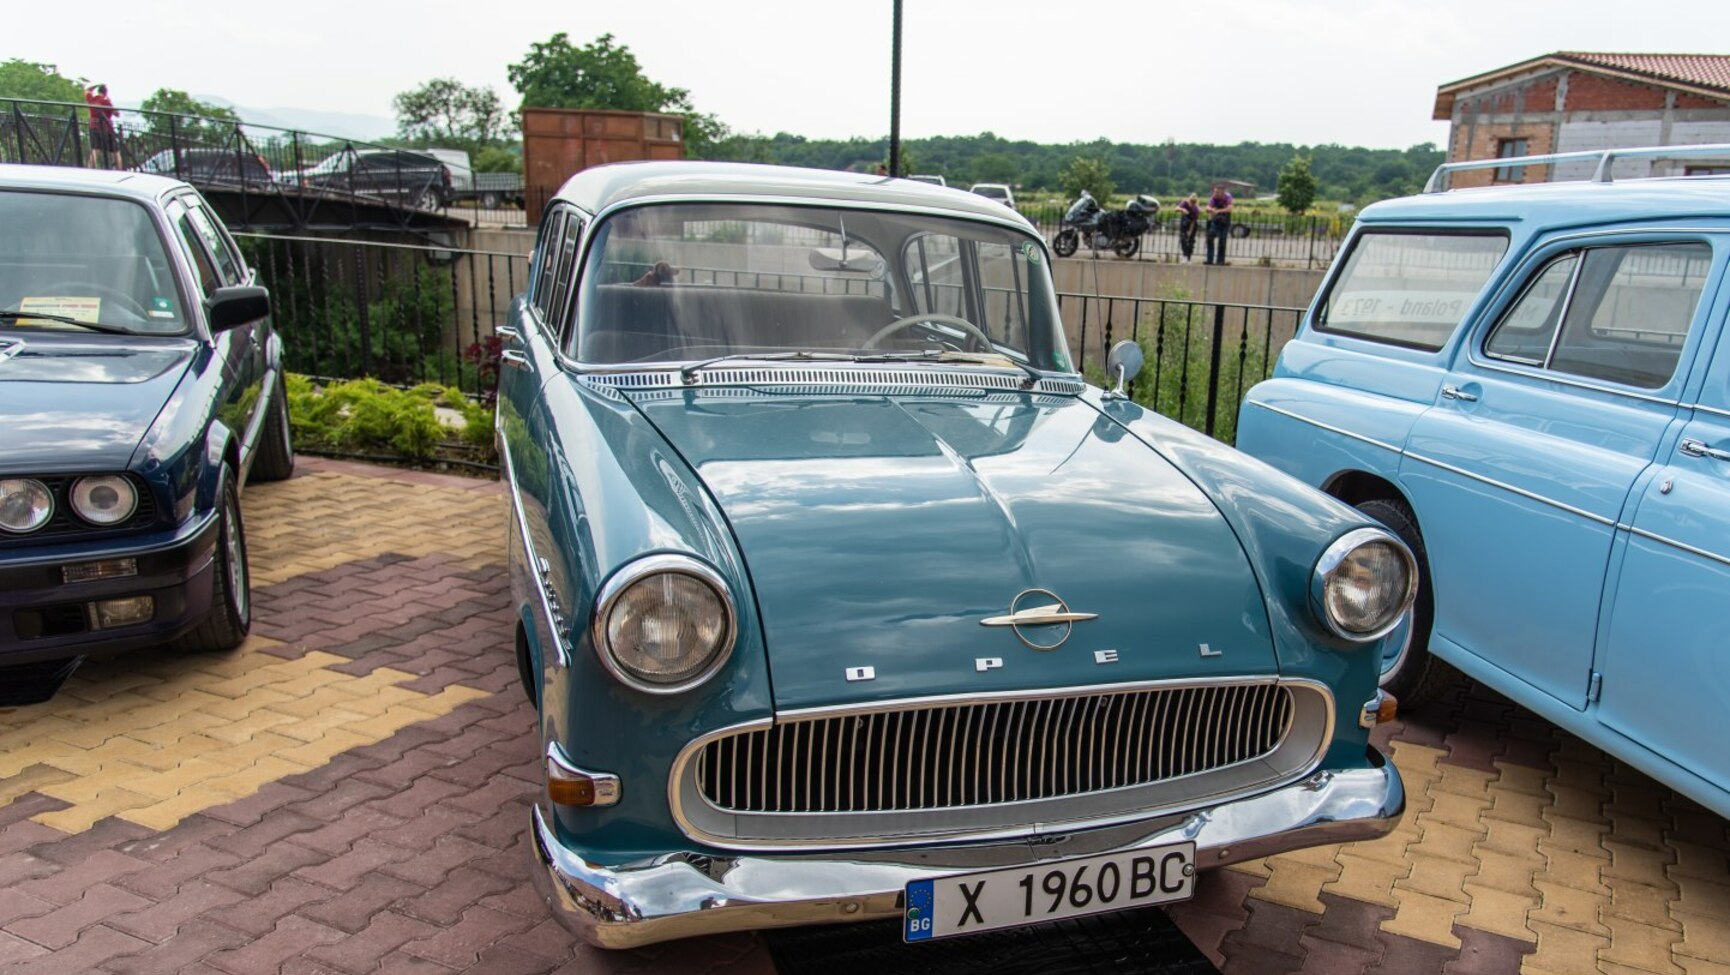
left=496, top=325, right=520, bottom=341
left=1441, top=384, right=1478, bottom=402
left=501, top=349, right=529, bottom=370
left=1680, top=438, right=1730, bottom=462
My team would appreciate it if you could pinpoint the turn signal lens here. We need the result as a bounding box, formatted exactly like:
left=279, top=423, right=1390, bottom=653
left=545, top=743, right=621, bottom=807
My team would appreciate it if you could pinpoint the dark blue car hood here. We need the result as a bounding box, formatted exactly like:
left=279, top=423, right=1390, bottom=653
left=0, top=334, right=197, bottom=472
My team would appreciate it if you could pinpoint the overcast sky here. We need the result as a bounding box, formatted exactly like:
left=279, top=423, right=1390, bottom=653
left=18, top=0, right=1730, bottom=148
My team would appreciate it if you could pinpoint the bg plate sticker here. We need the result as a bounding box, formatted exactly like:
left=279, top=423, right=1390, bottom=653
left=18, top=296, right=100, bottom=325
left=149, top=296, right=175, bottom=319
left=904, top=879, right=935, bottom=941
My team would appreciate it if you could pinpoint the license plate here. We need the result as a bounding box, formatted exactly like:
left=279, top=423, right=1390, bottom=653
left=902, top=842, right=1196, bottom=942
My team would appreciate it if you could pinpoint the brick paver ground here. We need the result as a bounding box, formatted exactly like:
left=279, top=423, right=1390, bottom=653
left=0, top=456, right=1725, bottom=974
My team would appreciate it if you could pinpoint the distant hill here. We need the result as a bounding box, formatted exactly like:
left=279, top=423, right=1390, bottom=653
left=117, top=95, right=394, bottom=142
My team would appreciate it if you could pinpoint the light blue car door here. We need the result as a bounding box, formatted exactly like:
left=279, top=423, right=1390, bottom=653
left=1400, top=236, right=1717, bottom=709
left=1596, top=240, right=1730, bottom=794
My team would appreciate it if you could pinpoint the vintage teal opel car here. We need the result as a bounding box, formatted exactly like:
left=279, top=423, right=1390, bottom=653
left=1236, top=145, right=1730, bottom=820
left=498, top=161, right=1413, bottom=948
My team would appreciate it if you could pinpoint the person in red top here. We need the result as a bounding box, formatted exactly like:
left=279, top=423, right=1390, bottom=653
left=84, top=84, right=121, bottom=169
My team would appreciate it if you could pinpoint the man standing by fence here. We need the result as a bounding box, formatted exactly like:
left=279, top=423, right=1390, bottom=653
left=84, top=84, right=121, bottom=170
left=1177, top=193, right=1201, bottom=261
left=1204, top=183, right=1233, bottom=265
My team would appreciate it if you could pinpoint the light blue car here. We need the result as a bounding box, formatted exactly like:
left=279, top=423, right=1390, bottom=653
left=1237, top=145, right=1730, bottom=819
left=499, top=162, right=1415, bottom=947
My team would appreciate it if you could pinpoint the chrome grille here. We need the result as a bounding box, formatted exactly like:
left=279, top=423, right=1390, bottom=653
left=694, top=683, right=1294, bottom=815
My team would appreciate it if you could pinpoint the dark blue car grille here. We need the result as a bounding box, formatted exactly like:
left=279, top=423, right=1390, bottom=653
left=0, top=474, right=159, bottom=545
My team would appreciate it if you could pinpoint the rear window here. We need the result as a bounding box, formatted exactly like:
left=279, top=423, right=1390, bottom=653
left=1317, top=231, right=1509, bottom=350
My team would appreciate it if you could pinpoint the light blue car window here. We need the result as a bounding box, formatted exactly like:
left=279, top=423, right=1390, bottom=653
left=1483, top=254, right=1578, bottom=365
left=1317, top=231, right=1508, bottom=350
left=1549, top=243, right=1710, bottom=389
left=906, top=233, right=965, bottom=318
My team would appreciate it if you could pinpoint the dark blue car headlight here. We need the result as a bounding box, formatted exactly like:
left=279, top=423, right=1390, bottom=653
left=1312, top=528, right=1417, bottom=641
left=0, top=478, right=54, bottom=533
left=592, top=554, right=737, bottom=695
left=71, top=475, right=139, bottom=526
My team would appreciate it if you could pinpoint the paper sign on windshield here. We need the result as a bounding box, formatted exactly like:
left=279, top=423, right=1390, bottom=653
left=1326, top=289, right=1473, bottom=326
left=18, top=296, right=102, bottom=326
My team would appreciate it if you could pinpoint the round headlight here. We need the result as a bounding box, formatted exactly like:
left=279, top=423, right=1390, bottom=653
left=1313, top=528, right=1418, bottom=641
left=592, top=555, right=736, bottom=693
left=71, top=475, right=139, bottom=526
left=0, top=478, right=54, bottom=534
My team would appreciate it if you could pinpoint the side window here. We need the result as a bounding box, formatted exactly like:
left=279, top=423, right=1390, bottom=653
left=975, top=241, right=1029, bottom=350
left=172, top=210, right=219, bottom=298
left=184, top=203, right=243, bottom=286
left=1486, top=242, right=1711, bottom=389
left=546, top=219, right=582, bottom=334
left=532, top=211, right=567, bottom=318
left=904, top=233, right=966, bottom=317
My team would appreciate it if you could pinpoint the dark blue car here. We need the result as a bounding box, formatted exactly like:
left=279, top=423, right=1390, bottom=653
left=0, top=165, right=293, bottom=698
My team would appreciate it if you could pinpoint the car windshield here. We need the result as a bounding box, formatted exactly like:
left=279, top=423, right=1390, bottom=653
left=0, top=190, right=188, bottom=336
left=1317, top=230, right=1509, bottom=350
left=574, top=202, right=1072, bottom=372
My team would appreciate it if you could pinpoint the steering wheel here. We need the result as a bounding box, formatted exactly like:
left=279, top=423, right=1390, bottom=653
left=38, top=282, right=150, bottom=320
left=864, top=313, right=993, bottom=353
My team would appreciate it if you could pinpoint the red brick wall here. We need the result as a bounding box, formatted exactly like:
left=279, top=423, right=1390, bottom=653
left=1449, top=123, right=1554, bottom=188
left=1565, top=72, right=1669, bottom=111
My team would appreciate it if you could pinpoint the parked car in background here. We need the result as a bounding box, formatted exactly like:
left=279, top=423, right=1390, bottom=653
left=282, top=147, right=451, bottom=210
left=0, top=165, right=293, bottom=701
left=1236, top=144, right=1730, bottom=819
left=969, top=182, right=1016, bottom=208
left=501, top=161, right=1411, bottom=948
left=905, top=173, right=946, bottom=186
left=426, top=147, right=525, bottom=209
left=137, top=148, right=272, bottom=186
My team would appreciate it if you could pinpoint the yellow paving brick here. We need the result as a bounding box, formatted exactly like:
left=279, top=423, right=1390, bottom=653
left=1471, top=850, right=1543, bottom=897
left=1457, top=882, right=1539, bottom=943
left=1382, top=887, right=1466, bottom=947
left=1676, top=910, right=1730, bottom=965
left=1668, top=842, right=1730, bottom=882
left=1496, top=762, right=1554, bottom=799
left=0, top=764, right=76, bottom=805
left=344, top=705, right=444, bottom=741
left=1481, top=819, right=1550, bottom=859
left=1531, top=879, right=1611, bottom=936
left=1599, top=917, right=1685, bottom=975
left=1390, top=741, right=1447, bottom=781
left=274, top=729, right=375, bottom=768
left=1251, top=857, right=1341, bottom=914
left=1604, top=880, right=1681, bottom=931
left=123, top=758, right=236, bottom=801
left=258, top=684, right=368, bottom=720
left=120, top=786, right=237, bottom=831
left=1412, top=821, right=1485, bottom=864
left=1523, top=919, right=1612, bottom=975
left=201, top=756, right=312, bottom=798
left=1542, top=814, right=1611, bottom=859
left=197, top=687, right=300, bottom=721
left=1542, top=847, right=1610, bottom=894
left=1398, top=852, right=1477, bottom=904
left=335, top=685, right=425, bottom=717
left=1677, top=957, right=1730, bottom=975
left=1603, top=839, right=1680, bottom=886
left=403, top=684, right=490, bottom=715
left=33, top=787, right=155, bottom=833
left=196, top=707, right=300, bottom=745
left=1670, top=877, right=1730, bottom=919
left=1226, top=859, right=1272, bottom=879
left=261, top=669, right=353, bottom=699
left=1339, top=824, right=1418, bottom=867
left=267, top=707, right=375, bottom=743
left=1327, top=851, right=1409, bottom=907
left=128, top=709, right=228, bottom=746
left=1547, top=782, right=1610, bottom=824
left=198, top=732, right=305, bottom=770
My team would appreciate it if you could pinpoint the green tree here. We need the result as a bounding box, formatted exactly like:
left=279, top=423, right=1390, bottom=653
left=139, top=89, right=241, bottom=143
left=0, top=59, right=85, bottom=115
left=970, top=152, right=1019, bottom=185
left=506, top=32, right=727, bottom=159
left=1059, top=156, right=1114, bottom=204
left=1276, top=155, right=1318, bottom=214
left=392, top=77, right=504, bottom=151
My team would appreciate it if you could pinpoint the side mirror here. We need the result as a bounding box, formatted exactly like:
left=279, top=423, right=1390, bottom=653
left=205, top=285, right=270, bottom=333
left=1103, top=340, right=1143, bottom=401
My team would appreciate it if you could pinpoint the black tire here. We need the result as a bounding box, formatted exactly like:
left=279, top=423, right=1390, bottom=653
left=1113, top=236, right=1141, bottom=258
left=173, top=474, right=251, bottom=653
left=249, top=378, right=295, bottom=482
left=515, top=624, right=539, bottom=707
left=479, top=190, right=503, bottom=210
left=1355, top=497, right=1457, bottom=708
left=1052, top=229, right=1079, bottom=257
left=415, top=185, right=443, bottom=211
left=1230, top=223, right=1251, bottom=239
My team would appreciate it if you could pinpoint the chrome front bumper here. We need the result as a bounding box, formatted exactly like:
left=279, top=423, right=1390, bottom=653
left=528, top=759, right=1404, bottom=949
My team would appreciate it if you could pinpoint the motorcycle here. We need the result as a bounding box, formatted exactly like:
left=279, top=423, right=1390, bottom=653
left=1051, top=191, right=1160, bottom=258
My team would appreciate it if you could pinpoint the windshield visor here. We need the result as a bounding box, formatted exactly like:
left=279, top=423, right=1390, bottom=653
left=0, top=191, right=188, bottom=335
left=573, top=202, right=1072, bottom=372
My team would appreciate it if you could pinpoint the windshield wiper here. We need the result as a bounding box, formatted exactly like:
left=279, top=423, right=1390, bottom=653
left=851, top=348, right=1045, bottom=390
left=678, top=350, right=858, bottom=384
left=0, top=312, right=133, bottom=335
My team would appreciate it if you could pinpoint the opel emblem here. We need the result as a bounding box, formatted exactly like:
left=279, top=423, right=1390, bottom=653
left=979, top=589, right=1098, bottom=651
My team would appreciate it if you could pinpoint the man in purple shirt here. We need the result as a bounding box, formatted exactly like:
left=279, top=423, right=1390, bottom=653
left=1204, top=184, right=1234, bottom=265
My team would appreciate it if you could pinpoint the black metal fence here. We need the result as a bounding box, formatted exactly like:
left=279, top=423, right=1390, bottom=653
left=2, top=98, right=527, bottom=231
left=242, top=235, right=1305, bottom=441
left=1018, top=202, right=1346, bottom=269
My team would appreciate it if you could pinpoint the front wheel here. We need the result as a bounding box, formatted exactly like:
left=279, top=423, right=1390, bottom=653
left=415, top=186, right=444, bottom=211
left=1355, top=497, right=1455, bottom=708
left=1230, top=223, right=1251, bottom=239
left=479, top=190, right=503, bottom=210
left=250, top=378, right=295, bottom=482
left=1112, top=236, right=1141, bottom=258
left=172, top=474, right=252, bottom=653
left=1052, top=228, right=1079, bottom=257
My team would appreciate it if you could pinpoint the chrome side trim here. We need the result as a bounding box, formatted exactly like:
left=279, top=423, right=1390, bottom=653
left=532, top=761, right=1404, bottom=949
left=1463, top=352, right=1683, bottom=407
left=1691, top=403, right=1730, bottom=420
left=1245, top=401, right=1402, bottom=454
left=666, top=677, right=1336, bottom=852
left=1625, top=525, right=1730, bottom=570
left=1403, top=451, right=1616, bottom=526
left=500, top=439, right=571, bottom=667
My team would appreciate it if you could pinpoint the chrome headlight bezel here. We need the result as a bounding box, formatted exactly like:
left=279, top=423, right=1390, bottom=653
left=70, top=475, right=139, bottom=527
left=591, top=554, right=738, bottom=695
left=0, top=478, right=54, bottom=534
left=1311, top=527, right=1418, bottom=642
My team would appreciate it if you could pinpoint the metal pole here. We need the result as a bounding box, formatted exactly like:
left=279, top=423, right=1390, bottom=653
left=888, top=0, right=902, bottom=176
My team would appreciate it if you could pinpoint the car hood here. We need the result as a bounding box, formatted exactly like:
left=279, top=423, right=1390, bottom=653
left=0, top=335, right=196, bottom=472
left=628, top=388, right=1277, bottom=710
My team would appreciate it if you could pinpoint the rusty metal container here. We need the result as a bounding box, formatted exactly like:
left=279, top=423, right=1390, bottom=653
left=522, top=108, right=684, bottom=223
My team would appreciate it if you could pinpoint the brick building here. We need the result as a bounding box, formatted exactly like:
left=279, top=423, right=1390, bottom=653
left=1434, top=52, right=1730, bottom=187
